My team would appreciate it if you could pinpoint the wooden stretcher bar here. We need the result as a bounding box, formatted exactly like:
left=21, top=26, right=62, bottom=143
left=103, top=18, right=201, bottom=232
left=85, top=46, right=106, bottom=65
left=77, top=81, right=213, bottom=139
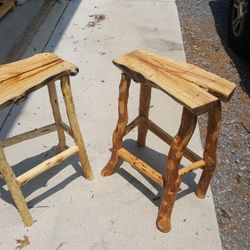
left=118, top=147, right=164, bottom=187
left=16, top=145, right=79, bottom=186
left=124, top=116, right=202, bottom=163
left=59, top=121, right=73, bottom=137
left=178, top=160, right=206, bottom=176
left=146, top=119, right=202, bottom=163
left=124, top=116, right=142, bottom=136
left=1, top=123, right=57, bottom=148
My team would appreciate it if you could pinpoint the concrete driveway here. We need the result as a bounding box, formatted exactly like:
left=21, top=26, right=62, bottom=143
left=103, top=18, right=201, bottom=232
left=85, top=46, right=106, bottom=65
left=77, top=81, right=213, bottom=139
left=0, top=1, right=222, bottom=249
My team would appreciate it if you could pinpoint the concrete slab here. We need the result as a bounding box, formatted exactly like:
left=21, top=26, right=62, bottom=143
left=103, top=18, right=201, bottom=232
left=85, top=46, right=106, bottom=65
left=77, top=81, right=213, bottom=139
left=0, top=0, right=44, bottom=129
left=0, top=0, right=45, bottom=64
left=0, top=0, right=222, bottom=249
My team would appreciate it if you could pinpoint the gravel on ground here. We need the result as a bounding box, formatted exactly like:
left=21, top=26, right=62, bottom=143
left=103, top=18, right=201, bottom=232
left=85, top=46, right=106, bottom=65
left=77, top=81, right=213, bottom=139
left=176, top=1, right=250, bottom=249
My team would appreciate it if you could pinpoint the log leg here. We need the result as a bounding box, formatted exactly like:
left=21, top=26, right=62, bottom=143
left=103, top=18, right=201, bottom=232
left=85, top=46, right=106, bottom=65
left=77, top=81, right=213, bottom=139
left=101, top=73, right=131, bottom=176
left=137, top=84, right=151, bottom=147
left=156, top=108, right=197, bottom=232
left=196, top=102, right=221, bottom=198
left=60, top=75, right=94, bottom=180
left=47, top=81, right=67, bottom=152
left=0, top=144, right=33, bottom=226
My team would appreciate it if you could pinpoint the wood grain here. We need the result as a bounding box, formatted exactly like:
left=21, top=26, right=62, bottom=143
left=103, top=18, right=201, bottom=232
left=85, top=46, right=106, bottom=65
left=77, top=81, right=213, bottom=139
left=0, top=53, right=78, bottom=109
left=113, top=50, right=236, bottom=115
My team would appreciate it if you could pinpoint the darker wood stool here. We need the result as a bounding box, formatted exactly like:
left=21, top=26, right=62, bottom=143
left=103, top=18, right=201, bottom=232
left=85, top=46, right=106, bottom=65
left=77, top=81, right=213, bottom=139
left=0, top=53, right=93, bottom=226
left=101, top=50, right=236, bottom=232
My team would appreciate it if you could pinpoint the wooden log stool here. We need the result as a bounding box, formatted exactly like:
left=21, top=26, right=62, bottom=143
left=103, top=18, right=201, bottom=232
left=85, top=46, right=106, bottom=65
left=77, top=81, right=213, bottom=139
left=101, top=50, right=236, bottom=232
left=0, top=53, right=93, bottom=226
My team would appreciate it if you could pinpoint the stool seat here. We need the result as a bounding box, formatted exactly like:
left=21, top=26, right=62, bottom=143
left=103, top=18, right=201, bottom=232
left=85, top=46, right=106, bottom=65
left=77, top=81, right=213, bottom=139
left=113, top=50, right=236, bottom=115
left=0, top=53, right=78, bottom=109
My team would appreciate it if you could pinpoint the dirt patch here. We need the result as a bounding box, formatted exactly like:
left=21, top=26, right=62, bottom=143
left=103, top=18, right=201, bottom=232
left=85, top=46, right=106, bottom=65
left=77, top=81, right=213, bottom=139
left=86, top=14, right=106, bottom=28
left=15, top=235, right=30, bottom=250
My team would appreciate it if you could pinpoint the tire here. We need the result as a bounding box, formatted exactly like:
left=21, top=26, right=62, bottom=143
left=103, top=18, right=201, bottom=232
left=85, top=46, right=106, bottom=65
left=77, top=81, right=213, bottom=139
left=228, top=0, right=250, bottom=54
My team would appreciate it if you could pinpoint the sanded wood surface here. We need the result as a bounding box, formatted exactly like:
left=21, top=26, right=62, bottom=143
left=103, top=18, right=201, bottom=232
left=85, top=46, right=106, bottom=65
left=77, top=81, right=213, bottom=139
left=0, top=0, right=15, bottom=19
left=0, top=53, right=78, bottom=109
left=17, top=145, right=79, bottom=186
left=113, top=50, right=236, bottom=115
left=118, top=147, right=164, bottom=187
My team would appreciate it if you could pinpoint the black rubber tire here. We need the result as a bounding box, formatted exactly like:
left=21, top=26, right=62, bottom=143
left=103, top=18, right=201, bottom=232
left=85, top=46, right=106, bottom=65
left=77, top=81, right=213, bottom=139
left=228, top=0, right=250, bottom=54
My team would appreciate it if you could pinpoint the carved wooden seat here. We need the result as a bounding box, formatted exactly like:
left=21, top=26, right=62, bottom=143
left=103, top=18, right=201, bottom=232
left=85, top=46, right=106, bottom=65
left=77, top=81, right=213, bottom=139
left=0, top=53, right=93, bottom=226
left=101, top=49, right=236, bottom=232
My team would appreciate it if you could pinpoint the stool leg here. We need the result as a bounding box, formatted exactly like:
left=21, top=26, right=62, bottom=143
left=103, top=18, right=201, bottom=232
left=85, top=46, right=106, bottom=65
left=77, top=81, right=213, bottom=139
left=60, top=75, right=94, bottom=180
left=47, top=81, right=67, bottom=152
left=101, top=73, right=131, bottom=176
left=0, top=145, right=33, bottom=226
left=137, top=84, right=151, bottom=147
left=156, top=108, right=197, bottom=232
left=196, top=102, right=221, bottom=198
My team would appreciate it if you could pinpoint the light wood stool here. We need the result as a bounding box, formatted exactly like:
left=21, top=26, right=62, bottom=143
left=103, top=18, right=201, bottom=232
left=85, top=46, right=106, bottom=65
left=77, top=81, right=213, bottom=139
left=101, top=50, right=236, bottom=232
left=0, top=53, right=93, bottom=226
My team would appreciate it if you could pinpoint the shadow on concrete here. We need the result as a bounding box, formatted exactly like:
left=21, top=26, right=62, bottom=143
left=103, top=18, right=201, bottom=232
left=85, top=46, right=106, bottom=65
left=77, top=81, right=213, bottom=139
left=209, top=0, right=250, bottom=96
left=115, top=139, right=197, bottom=207
left=0, top=146, right=83, bottom=208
